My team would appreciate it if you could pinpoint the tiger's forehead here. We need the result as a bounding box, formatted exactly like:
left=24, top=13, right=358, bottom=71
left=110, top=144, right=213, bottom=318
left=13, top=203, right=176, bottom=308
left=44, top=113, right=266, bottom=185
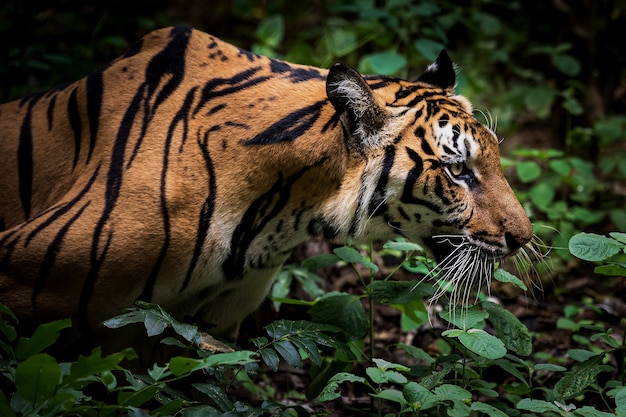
left=430, top=114, right=499, bottom=163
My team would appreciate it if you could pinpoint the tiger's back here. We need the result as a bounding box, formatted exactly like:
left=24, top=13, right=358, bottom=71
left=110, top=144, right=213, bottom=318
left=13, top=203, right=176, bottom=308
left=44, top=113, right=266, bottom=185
left=0, top=27, right=532, bottom=350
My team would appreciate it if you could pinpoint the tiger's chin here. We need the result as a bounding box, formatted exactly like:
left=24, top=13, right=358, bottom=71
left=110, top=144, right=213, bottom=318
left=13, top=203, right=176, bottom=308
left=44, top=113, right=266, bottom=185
left=420, top=235, right=501, bottom=306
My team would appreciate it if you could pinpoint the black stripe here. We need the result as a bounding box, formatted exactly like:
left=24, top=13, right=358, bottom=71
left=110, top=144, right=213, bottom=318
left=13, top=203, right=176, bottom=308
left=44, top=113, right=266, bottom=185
left=401, top=147, right=443, bottom=214
left=180, top=127, right=217, bottom=292
left=25, top=164, right=101, bottom=245
left=128, top=26, right=192, bottom=168
left=193, top=66, right=270, bottom=117
left=224, top=158, right=327, bottom=279
left=368, top=146, right=396, bottom=217
left=243, top=100, right=326, bottom=145
left=67, top=87, right=82, bottom=168
left=17, top=99, right=38, bottom=220
left=85, top=70, right=103, bottom=164
left=140, top=87, right=197, bottom=301
left=270, top=60, right=325, bottom=82
left=32, top=201, right=90, bottom=307
left=46, top=95, right=56, bottom=131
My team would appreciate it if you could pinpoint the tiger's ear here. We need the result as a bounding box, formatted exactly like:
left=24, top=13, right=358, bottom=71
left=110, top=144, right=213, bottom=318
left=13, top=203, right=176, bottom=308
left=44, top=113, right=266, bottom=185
left=416, top=50, right=456, bottom=92
left=326, top=63, right=388, bottom=152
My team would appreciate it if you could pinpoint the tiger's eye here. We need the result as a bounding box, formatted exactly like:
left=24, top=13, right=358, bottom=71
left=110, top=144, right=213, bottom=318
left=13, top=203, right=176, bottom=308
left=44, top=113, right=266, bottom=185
left=450, top=162, right=464, bottom=176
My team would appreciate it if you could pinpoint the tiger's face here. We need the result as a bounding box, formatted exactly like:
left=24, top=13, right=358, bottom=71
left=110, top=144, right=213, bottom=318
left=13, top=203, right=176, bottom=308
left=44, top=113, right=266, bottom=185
left=326, top=52, right=533, bottom=271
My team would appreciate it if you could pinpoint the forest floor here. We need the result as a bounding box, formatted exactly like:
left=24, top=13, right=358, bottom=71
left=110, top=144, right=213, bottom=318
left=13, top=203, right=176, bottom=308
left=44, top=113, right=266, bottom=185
left=235, top=237, right=626, bottom=416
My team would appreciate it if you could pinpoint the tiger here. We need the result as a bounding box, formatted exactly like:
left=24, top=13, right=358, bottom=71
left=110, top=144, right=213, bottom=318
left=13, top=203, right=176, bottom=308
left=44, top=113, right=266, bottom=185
left=0, top=26, right=532, bottom=352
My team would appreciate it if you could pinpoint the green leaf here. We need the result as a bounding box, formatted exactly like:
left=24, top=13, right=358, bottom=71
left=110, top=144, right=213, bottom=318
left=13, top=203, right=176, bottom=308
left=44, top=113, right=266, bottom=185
left=64, top=347, right=133, bottom=386
left=403, top=382, right=438, bottom=410
left=523, top=87, right=556, bottom=116
left=309, top=293, right=368, bottom=341
left=368, top=280, right=432, bottom=305
left=15, top=353, right=60, bottom=405
left=610, top=232, right=626, bottom=244
left=361, top=51, right=406, bottom=75
left=433, top=384, right=472, bottom=402
left=440, top=308, right=488, bottom=330
left=0, top=391, right=15, bottom=417
left=595, top=263, right=626, bottom=276
left=318, top=372, right=366, bottom=402
left=457, top=329, right=507, bottom=359
left=302, top=253, right=340, bottom=270
left=575, top=406, right=616, bottom=417
left=15, top=319, right=72, bottom=360
left=554, top=354, right=604, bottom=400
left=383, top=239, right=424, bottom=252
left=483, top=301, right=532, bottom=356
left=493, top=268, right=527, bottom=291
left=530, top=182, right=555, bottom=209
left=333, top=246, right=378, bottom=272
left=569, top=233, right=623, bottom=262
left=615, top=385, right=626, bottom=416
left=192, top=383, right=235, bottom=412
left=470, top=402, right=509, bottom=417
left=516, top=160, right=542, bottom=183
left=552, top=54, right=581, bottom=76
left=516, top=398, right=561, bottom=413
left=371, top=388, right=406, bottom=405
left=414, top=39, right=446, bottom=61
left=273, top=339, right=302, bottom=368
left=255, top=15, right=284, bottom=48
left=260, top=348, right=280, bottom=371
left=169, top=351, right=257, bottom=376
left=324, top=28, right=358, bottom=57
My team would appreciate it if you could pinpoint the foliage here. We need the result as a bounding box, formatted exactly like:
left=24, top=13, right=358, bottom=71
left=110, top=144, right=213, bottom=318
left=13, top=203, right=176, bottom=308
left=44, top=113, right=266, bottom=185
left=2, top=234, right=626, bottom=415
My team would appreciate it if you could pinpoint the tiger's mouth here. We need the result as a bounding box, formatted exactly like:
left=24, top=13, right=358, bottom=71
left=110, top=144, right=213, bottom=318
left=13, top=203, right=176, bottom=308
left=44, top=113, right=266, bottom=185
left=423, top=235, right=504, bottom=265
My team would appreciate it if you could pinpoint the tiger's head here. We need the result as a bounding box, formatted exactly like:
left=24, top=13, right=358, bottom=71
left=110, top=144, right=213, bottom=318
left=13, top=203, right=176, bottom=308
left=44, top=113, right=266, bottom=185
left=325, top=51, right=533, bottom=281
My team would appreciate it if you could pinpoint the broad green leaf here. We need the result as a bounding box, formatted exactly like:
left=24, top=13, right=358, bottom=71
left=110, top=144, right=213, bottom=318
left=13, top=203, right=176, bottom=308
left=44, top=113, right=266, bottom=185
left=15, top=319, right=72, bottom=360
left=569, top=233, right=622, bottom=262
left=610, top=232, right=626, bottom=244
left=414, top=39, right=446, bottom=61
left=554, top=354, right=604, bottom=400
left=530, top=182, right=555, bottom=209
left=368, top=280, right=432, bottom=305
left=440, top=308, right=488, bottom=330
left=371, top=388, right=406, bottom=405
left=523, top=87, right=556, bottom=116
left=457, top=329, right=507, bottom=359
left=483, top=301, right=532, bottom=356
left=260, top=348, right=280, bottom=371
left=433, top=384, right=471, bottom=402
left=192, top=383, right=235, bottom=412
left=274, top=339, right=302, bottom=368
left=470, top=401, right=509, bottom=417
left=255, top=15, right=284, bottom=48
left=595, top=263, right=626, bottom=276
left=383, top=239, right=424, bottom=252
left=324, top=28, right=358, bottom=57
left=169, top=351, right=257, bottom=376
left=309, top=293, right=368, bottom=341
left=493, top=268, right=527, bottom=291
left=516, top=398, right=561, bottom=413
left=0, top=391, right=15, bottom=417
left=361, top=51, right=406, bottom=75
left=290, top=336, right=322, bottom=366
left=403, top=382, right=438, bottom=410
left=552, top=54, right=581, bottom=76
left=615, top=385, right=626, bottom=416
left=117, top=385, right=161, bottom=408
left=302, top=254, right=340, bottom=270
left=64, top=347, right=134, bottom=386
left=574, top=406, right=616, bottom=417
left=516, top=161, right=542, bottom=183
left=550, top=159, right=572, bottom=176
left=318, top=372, right=366, bottom=402
left=333, top=246, right=378, bottom=272
left=15, top=353, right=60, bottom=404
left=568, top=348, right=597, bottom=362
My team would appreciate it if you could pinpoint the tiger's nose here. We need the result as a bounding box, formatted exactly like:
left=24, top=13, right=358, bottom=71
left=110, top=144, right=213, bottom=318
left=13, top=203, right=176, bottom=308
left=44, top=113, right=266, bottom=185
left=505, top=231, right=529, bottom=253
